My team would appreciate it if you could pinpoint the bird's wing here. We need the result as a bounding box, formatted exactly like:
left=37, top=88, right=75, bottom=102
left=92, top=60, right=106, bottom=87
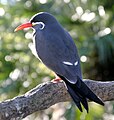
left=34, top=22, right=104, bottom=112
left=39, top=28, right=82, bottom=84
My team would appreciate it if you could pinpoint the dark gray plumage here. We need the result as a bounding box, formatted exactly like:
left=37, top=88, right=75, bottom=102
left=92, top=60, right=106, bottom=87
left=30, top=12, right=104, bottom=112
left=31, top=12, right=81, bottom=83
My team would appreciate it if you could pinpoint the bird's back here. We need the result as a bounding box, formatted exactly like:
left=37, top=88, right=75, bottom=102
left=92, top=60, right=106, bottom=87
left=34, top=22, right=82, bottom=82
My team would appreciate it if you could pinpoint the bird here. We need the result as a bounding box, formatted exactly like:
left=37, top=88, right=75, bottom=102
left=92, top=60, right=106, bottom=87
left=15, top=12, right=104, bottom=112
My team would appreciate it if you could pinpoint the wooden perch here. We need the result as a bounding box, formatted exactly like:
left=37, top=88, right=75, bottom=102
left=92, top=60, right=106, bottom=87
left=0, top=79, right=114, bottom=120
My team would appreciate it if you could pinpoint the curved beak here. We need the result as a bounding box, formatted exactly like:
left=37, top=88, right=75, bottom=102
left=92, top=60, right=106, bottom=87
left=14, top=22, right=32, bottom=32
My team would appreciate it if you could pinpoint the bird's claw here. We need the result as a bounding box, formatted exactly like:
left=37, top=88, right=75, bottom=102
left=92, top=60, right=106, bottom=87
left=51, top=78, right=62, bottom=83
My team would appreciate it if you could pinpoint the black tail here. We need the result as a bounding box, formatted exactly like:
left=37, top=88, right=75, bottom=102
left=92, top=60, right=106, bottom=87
left=58, top=75, right=104, bottom=112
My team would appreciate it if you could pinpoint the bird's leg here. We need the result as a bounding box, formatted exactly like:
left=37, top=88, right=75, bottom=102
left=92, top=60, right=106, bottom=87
left=52, top=74, right=62, bottom=82
left=52, top=77, right=61, bottom=82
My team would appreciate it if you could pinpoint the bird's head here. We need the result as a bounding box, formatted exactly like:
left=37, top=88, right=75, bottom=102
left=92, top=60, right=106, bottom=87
left=14, top=12, right=57, bottom=32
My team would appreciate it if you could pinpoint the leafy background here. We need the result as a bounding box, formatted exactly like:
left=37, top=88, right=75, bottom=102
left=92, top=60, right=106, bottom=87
left=0, top=0, right=114, bottom=120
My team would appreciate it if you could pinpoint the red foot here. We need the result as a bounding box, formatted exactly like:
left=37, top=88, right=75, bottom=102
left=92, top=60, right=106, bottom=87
left=51, top=77, right=62, bottom=83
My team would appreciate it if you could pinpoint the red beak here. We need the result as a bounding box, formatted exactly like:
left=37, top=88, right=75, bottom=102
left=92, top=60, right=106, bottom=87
left=14, top=22, right=32, bottom=32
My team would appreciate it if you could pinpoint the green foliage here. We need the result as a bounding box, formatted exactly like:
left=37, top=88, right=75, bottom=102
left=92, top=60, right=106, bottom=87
left=65, top=103, right=104, bottom=120
left=0, top=0, right=114, bottom=119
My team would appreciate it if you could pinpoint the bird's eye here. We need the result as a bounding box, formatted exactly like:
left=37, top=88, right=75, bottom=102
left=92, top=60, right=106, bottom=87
left=32, top=22, right=45, bottom=30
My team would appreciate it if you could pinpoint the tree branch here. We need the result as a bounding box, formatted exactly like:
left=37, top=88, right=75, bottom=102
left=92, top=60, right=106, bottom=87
left=0, top=79, right=114, bottom=120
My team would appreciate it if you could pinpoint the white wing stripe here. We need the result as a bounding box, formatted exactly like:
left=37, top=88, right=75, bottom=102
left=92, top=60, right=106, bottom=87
left=63, top=61, right=73, bottom=66
left=74, top=61, right=78, bottom=66
left=63, top=61, right=78, bottom=66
